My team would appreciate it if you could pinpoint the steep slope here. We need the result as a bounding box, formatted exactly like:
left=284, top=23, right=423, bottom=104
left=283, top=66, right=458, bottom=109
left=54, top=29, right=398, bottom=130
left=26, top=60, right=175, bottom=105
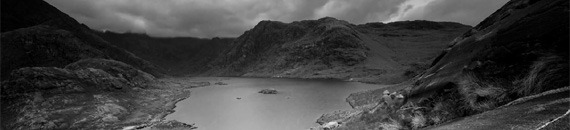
left=95, top=31, right=234, bottom=76
left=204, top=17, right=470, bottom=84
left=323, top=0, right=569, bottom=129
left=1, top=0, right=165, bottom=79
left=0, top=1, right=203, bottom=129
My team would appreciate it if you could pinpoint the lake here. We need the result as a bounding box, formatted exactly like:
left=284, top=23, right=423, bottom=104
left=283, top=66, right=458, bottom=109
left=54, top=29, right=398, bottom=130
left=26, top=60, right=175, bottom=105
left=166, top=77, right=383, bottom=130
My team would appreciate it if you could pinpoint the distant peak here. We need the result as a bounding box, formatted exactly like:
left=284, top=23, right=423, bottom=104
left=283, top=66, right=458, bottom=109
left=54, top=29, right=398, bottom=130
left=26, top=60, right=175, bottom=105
left=318, top=17, right=339, bottom=21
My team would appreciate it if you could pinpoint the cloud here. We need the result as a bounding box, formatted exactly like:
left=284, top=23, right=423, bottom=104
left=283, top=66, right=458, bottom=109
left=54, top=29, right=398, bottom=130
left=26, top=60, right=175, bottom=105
left=315, top=0, right=405, bottom=23
left=45, top=0, right=509, bottom=38
left=388, top=0, right=509, bottom=25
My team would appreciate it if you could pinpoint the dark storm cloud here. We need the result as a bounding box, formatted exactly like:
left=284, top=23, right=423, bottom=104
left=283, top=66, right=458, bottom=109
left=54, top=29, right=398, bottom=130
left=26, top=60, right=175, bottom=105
left=45, top=0, right=509, bottom=38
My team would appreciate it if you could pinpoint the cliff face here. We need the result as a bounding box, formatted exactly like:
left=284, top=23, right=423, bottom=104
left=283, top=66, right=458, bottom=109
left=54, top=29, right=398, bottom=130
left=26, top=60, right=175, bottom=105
left=331, top=0, right=569, bottom=129
left=1, top=0, right=165, bottom=79
left=95, top=31, right=235, bottom=76
left=204, top=17, right=470, bottom=84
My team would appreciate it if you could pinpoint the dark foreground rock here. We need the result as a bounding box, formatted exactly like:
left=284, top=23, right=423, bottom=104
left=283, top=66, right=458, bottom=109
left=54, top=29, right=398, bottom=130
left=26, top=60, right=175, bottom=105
left=259, top=89, right=278, bottom=94
left=0, top=59, right=207, bottom=130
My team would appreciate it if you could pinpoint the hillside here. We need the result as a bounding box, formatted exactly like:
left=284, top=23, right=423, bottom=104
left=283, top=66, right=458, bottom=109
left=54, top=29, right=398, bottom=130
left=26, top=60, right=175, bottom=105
left=203, top=18, right=471, bottom=84
left=95, top=31, right=234, bottom=76
left=0, top=0, right=202, bottom=129
left=319, top=0, right=569, bottom=129
left=1, top=0, right=165, bottom=79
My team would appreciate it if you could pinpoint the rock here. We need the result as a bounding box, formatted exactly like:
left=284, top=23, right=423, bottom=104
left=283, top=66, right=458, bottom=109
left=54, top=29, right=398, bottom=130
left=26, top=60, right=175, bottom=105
left=214, top=82, right=228, bottom=85
left=150, top=120, right=197, bottom=130
left=102, top=115, right=119, bottom=122
left=66, top=58, right=156, bottom=87
left=258, top=88, right=278, bottom=94
left=316, top=109, right=361, bottom=125
left=96, top=103, right=126, bottom=115
left=310, top=121, right=343, bottom=130
left=323, top=121, right=341, bottom=129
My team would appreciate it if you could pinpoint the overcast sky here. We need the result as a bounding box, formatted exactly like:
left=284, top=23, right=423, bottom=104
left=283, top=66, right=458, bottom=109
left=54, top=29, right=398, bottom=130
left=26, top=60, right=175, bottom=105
left=46, top=0, right=509, bottom=38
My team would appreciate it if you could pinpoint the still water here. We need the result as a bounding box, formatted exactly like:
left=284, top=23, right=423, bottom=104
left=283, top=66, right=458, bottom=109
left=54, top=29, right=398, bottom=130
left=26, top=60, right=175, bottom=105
left=166, top=77, right=382, bottom=130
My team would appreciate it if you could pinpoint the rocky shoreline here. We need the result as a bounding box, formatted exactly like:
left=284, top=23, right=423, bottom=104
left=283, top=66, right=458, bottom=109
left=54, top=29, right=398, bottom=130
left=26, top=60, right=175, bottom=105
left=0, top=61, right=211, bottom=130
left=127, top=78, right=211, bottom=130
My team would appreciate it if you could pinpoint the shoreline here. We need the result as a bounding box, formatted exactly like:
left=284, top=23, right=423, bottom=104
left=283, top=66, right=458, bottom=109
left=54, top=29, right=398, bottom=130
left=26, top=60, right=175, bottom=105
left=183, top=75, right=395, bottom=85
left=155, top=76, right=382, bottom=130
left=122, top=78, right=211, bottom=130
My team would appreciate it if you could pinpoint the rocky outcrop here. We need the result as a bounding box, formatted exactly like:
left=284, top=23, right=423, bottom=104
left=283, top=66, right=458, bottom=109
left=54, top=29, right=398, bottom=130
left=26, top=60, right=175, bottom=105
left=204, top=17, right=470, bottom=84
left=214, top=82, right=228, bottom=85
left=1, top=59, right=149, bottom=129
left=330, top=0, right=569, bottom=129
left=0, top=59, right=206, bottom=130
left=1, top=58, right=156, bottom=95
left=65, top=58, right=156, bottom=87
left=258, top=89, right=278, bottom=94
left=1, top=0, right=165, bottom=80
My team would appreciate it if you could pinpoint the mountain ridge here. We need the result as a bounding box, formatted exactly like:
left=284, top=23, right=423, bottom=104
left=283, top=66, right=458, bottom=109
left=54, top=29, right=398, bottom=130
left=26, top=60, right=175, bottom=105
left=202, top=17, right=471, bottom=84
left=1, top=0, right=166, bottom=79
left=94, top=31, right=235, bottom=76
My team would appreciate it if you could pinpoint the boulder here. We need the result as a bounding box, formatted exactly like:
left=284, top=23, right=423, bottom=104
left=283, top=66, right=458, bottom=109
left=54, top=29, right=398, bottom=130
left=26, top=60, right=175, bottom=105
left=258, top=88, right=278, bottom=94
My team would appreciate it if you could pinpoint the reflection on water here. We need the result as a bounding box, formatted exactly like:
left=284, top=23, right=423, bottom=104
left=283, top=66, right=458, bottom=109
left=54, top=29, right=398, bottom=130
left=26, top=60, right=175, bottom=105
left=166, top=77, right=382, bottom=130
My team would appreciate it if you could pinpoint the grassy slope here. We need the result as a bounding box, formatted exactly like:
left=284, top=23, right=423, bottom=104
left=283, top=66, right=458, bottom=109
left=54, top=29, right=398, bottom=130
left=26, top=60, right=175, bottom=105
left=321, top=0, right=569, bottom=129
left=426, top=87, right=570, bottom=130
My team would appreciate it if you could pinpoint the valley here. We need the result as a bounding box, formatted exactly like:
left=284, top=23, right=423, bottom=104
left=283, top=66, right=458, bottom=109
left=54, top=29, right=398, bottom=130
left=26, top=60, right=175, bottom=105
left=1, top=0, right=568, bottom=130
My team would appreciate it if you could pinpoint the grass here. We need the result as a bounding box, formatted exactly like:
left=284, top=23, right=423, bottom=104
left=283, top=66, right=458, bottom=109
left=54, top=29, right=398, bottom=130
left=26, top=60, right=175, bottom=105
left=411, top=113, right=427, bottom=129
left=457, top=72, right=510, bottom=111
left=378, top=118, right=403, bottom=130
left=502, top=86, right=570, bottom=107
left=518, top=54, right=569, bottom=96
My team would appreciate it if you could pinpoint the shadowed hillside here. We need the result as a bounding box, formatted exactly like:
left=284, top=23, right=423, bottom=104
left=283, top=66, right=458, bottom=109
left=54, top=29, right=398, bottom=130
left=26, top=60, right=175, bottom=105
left=320, top=0, right=569, bottom=129
left=203, top=17, right=471, bottom=84
left=1, top=0, right=202, bottom=129
left=95, top=31, right=234, bottom=76
left=1, top=0, right=165, bottom=79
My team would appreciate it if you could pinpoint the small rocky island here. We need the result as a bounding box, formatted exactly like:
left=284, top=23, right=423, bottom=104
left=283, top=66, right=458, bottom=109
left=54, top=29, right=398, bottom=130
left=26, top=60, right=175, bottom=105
left=214, top=82, right=228, bottom=85
left=258, top=89, right=278, bottom=94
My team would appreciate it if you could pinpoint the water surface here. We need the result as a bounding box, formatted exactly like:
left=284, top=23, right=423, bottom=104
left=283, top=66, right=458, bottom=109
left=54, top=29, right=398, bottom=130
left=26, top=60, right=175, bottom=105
left=166, top=77, right=383, bottom=130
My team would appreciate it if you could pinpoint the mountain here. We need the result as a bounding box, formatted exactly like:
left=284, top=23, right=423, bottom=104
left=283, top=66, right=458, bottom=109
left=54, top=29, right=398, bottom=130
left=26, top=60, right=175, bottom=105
left=1, top=0, right=200, bottom=129
left=320, top=0, right=569, bottom=129
left=1, top=0, right=165, bottom=80
left=94, top=31, right=234, bottom=76
left=203, top=17, right=471, bottom=84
